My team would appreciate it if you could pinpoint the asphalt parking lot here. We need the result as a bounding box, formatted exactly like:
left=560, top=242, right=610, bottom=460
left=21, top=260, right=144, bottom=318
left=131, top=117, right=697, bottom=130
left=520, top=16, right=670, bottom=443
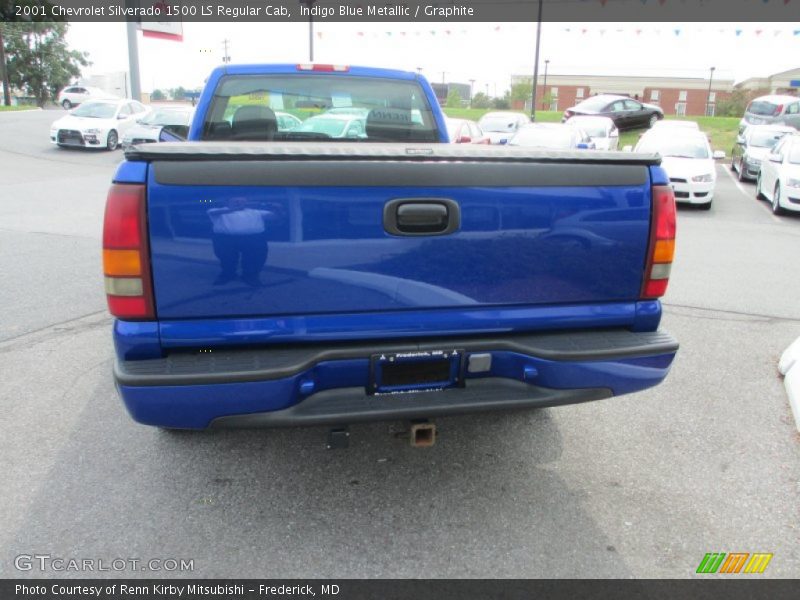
left=1, top=109, right=799, bottom=579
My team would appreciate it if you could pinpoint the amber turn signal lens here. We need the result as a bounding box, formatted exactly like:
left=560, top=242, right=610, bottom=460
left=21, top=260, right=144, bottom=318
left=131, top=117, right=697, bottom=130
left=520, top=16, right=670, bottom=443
left=103, top=249, right=141, bottom=277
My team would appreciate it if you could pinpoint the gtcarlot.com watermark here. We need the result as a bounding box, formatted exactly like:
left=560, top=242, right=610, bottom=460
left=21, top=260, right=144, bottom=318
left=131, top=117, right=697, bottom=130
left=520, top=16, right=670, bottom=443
left=14, top=554, right=194, bottom=573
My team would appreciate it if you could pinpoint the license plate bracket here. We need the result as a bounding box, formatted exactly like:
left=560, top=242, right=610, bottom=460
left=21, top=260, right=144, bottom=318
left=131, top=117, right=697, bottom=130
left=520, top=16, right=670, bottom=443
left=369, top=349, right=464, bottom=395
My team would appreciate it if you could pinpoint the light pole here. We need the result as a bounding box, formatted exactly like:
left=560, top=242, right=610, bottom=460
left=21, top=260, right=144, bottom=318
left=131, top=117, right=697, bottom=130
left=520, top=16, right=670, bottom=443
left=530, top=0, right=544, bottom=120
left=299, top=0, right=316, bottom=62
left=468, top=79, right=475, bottom=107
left=542, top=59, right=549, bottom=110
left=706, top=66, right=716, bottom=117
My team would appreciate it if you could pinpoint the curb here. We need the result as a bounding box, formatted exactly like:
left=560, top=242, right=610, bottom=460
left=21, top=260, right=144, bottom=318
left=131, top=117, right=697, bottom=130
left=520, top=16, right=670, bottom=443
left=779, top=337, right=800, bottom=432
left=0, top=107, right=43, bottom=114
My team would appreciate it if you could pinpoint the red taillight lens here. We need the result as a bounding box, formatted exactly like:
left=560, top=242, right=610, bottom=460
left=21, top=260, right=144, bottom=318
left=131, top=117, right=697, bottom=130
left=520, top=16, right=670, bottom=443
left=102, top=184, right=154, bottom=319
left=641, top=185, right=677, bottom=299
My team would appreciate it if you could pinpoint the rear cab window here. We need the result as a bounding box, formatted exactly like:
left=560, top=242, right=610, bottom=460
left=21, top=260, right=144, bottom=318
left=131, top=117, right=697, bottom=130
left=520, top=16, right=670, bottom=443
left=201, top=74, right=439, bottom=143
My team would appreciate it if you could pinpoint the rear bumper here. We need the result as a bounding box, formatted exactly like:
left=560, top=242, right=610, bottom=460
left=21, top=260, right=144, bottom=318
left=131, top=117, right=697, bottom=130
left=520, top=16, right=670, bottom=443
left=115, top=329, right=678, bottom=429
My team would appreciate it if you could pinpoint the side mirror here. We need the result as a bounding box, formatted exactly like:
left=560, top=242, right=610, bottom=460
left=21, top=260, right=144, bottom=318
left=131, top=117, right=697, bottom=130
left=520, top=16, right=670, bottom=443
left=610, top=130, right=619, bottom=138
left=712, top=150, right=726, bottom=160
left=457, top=135, right=472, bottom=144
left=117, top=114, right=126, bottom=120
left=736, top=136, right=745, bottom=145
left=768, top=154, right=782, bottom=163
left=622, top=145, right=633, bottom=153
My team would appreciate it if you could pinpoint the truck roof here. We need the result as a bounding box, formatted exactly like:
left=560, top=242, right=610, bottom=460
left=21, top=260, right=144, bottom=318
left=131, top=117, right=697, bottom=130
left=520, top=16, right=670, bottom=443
left=208, top=63, right=422, bottom=82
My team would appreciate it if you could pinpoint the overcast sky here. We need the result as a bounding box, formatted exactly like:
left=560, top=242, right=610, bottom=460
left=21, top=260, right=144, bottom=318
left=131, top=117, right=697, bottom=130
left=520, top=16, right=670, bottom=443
left=66, top=21, right=800, bottom=95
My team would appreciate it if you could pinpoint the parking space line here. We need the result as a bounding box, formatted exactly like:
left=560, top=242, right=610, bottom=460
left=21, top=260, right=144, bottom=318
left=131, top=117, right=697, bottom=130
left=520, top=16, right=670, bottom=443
left=721, top=165, right=782, bottom=224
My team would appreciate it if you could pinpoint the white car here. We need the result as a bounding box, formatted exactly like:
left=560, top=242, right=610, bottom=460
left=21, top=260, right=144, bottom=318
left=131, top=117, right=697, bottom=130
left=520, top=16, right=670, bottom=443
left=756, top=133, right=800, bottom=216
left=565, top=115, right=619, bottom=150
left=57, top=86, right=116, bottom=110
left=50, top=99, right=150, bottom=150
left=635, top=130, right=724, bottom=210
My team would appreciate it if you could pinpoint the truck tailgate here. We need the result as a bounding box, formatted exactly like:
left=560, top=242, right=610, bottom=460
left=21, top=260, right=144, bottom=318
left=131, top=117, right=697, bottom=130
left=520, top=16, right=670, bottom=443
left=134, top=143, right=659, bottom=320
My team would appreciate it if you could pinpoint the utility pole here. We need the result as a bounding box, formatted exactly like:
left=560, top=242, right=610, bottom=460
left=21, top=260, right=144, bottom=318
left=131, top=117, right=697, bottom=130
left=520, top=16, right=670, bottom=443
left=530, top=0, right=543, bottom=121
left=0, top=24, right=11, bottom=106
left=441, top=71, right=446, bottom=85
left=706, top=66, right=716, bottom=117
left=222, top=39, right=231, bottom=63
left=468, top=78, right=475, bottom=107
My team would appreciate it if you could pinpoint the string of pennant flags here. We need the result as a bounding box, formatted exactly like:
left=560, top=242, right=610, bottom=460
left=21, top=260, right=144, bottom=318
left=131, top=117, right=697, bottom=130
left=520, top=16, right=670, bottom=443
left=318, top=26, right=800, bottom=40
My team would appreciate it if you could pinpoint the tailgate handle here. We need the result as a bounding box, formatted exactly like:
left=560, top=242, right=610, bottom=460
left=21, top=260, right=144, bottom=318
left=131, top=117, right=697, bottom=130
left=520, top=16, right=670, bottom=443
left=384, top=199, right=460, bottom=236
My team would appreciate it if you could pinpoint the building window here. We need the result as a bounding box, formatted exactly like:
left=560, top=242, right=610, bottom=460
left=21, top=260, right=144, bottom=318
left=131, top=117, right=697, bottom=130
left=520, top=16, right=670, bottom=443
left=678, top=90, right=688, bottom=102
left=675, top=102, right=687, bottom=116
left=650, top=90, right=660, bottom=102
left=576, top=87, right=585, bottom=99
left=549, top=87, right=558, bottom=111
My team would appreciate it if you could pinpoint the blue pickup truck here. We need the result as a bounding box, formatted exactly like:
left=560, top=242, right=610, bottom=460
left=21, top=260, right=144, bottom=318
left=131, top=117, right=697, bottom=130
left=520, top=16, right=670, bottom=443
left=103, top=64, right=678, bottom=432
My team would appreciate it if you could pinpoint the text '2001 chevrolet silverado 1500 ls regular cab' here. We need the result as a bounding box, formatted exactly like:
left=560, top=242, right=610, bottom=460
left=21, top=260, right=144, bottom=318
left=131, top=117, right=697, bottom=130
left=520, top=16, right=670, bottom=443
left=103, top=64, right=678, bottom=430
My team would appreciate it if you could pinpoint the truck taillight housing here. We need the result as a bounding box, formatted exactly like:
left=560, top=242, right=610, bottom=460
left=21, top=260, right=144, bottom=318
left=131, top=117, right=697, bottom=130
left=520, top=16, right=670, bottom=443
left=641, top=184, right=676, bottom=299
left=102, top=184, right=155, bottom=319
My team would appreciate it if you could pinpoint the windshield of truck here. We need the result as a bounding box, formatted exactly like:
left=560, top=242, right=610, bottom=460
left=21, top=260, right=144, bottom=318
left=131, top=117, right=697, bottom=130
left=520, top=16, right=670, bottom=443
left=201, top=73, right=439, bottom=142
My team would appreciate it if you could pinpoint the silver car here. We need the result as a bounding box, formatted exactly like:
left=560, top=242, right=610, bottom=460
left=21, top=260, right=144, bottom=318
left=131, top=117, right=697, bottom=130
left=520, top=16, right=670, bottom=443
left=739, top=94, right=800, bottom=134
left=477, top=111, right=531, bottom=145
left=508, top=123, right=594, bottom=150
left=565, top=115, right=619, bottom=151
left=121, top=106, right=194, bottom=151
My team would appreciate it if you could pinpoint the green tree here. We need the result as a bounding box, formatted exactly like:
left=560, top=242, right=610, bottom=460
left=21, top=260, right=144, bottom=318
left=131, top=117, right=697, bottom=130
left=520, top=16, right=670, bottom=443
left=170, top=86, right=188, bottom=101
left=151, top=89, right=166, bottom=101
left=471, top=92, right=491, bottom=109
left=1, top=22, right=89, bottom=107
left=509, top=79, right=533, bottom=103
left=715, top=88, right=756, bottom=118
left=445, top=88, right=463, bottom=108
left=492, top=97, right=510, bottom=110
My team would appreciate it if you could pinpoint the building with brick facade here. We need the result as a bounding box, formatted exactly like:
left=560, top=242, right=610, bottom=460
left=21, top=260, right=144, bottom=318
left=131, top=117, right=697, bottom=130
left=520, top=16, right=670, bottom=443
left=509, top=73, right=735, bottom=117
